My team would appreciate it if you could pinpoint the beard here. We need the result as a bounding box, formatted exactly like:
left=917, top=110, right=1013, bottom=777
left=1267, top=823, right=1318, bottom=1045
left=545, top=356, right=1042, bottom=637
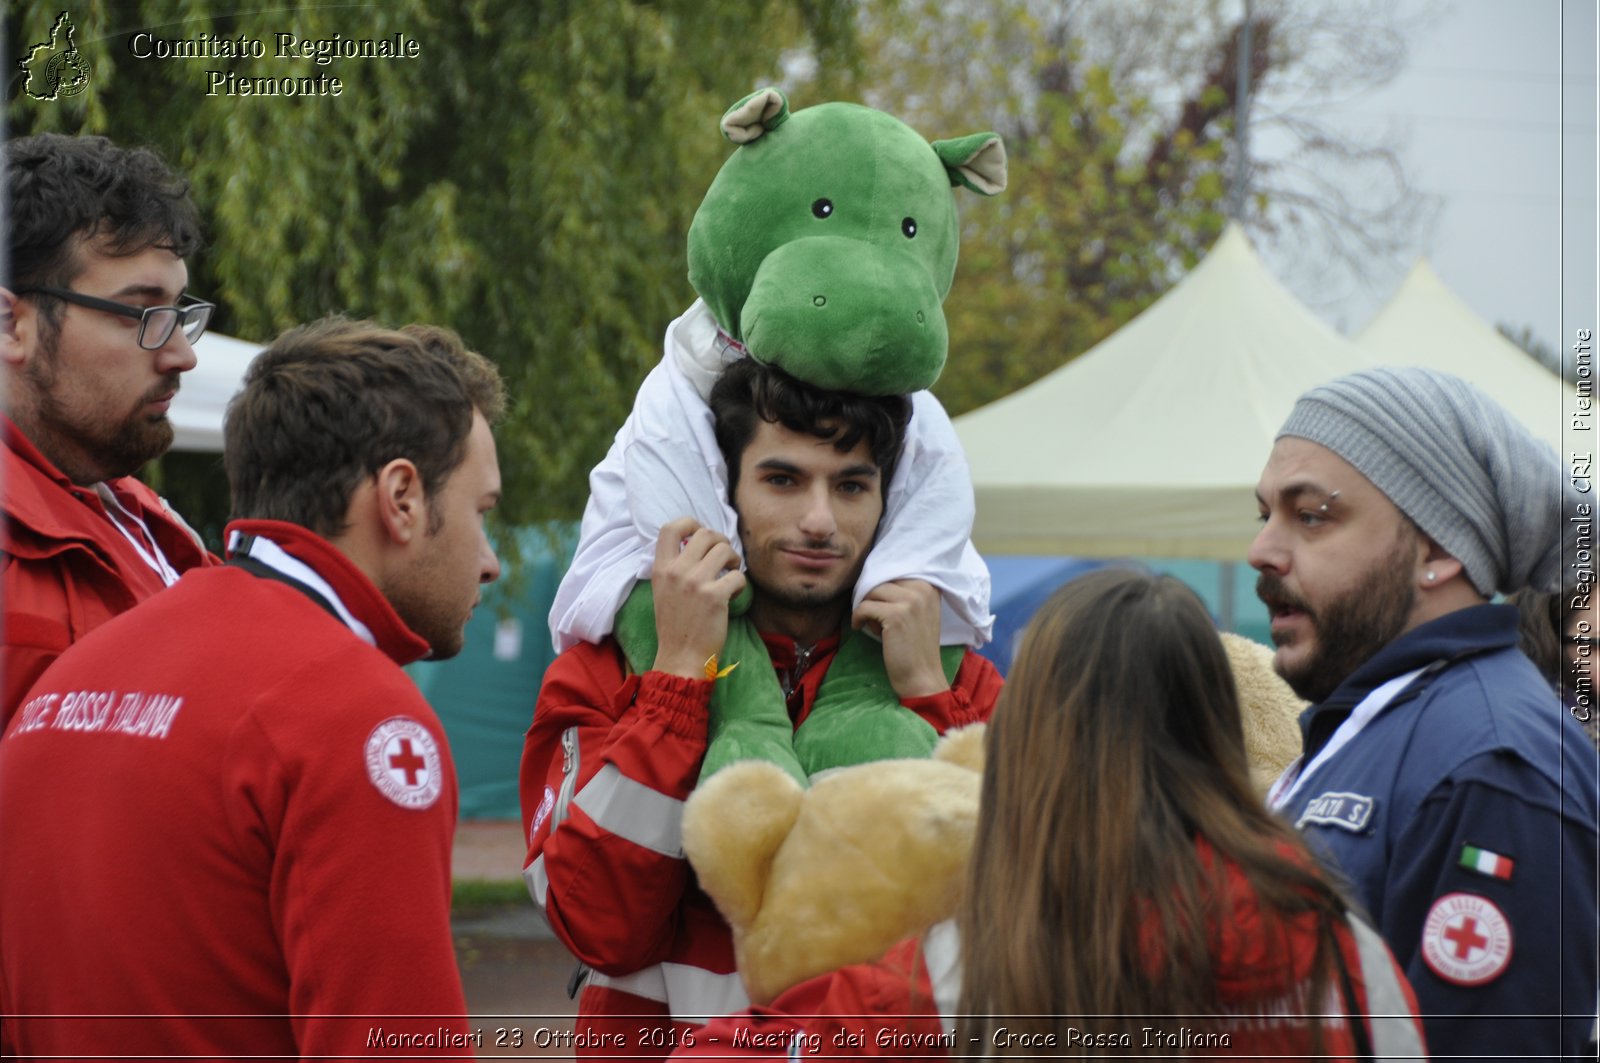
left=25, top=343, right=177, bottom=480
left=742, top=531, right=861, bottom=620
left=414, top=616, right=467, bottom=661
left=385, top=564, right=469, bottom=664
left=747, top=571, right=855, bottom=616
left=85, top=395, right=177, bottom=478
left=1257, top=539, right=1418, bottom=703
left=385, top=568, right=470, bottom=661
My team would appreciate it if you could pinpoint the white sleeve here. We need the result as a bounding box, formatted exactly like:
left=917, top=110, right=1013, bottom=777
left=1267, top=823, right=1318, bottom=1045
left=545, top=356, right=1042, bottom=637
left=857, top=391, right=994, bottom=647
left=547, top=304, right=737, bottom=653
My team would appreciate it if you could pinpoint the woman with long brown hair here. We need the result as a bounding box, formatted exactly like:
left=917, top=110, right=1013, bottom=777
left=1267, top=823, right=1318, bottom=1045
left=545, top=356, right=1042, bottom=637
left=679, top=569, right=1425, bottom=1059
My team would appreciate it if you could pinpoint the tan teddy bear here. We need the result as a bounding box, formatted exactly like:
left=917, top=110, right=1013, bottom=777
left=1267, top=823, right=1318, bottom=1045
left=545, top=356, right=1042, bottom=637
left=1219, top=631, right=1306, bottom=795
left=681, top=724, right=986, bottom=1005
left=681, top=634, right=1305, bottom=1005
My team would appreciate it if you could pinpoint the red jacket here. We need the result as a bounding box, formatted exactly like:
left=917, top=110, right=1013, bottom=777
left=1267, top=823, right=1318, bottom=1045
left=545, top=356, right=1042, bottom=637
left=679, top=840, right=1428, bottom=1060
left=520, top=634, right=1003, bottom=1062
left=1, top=417, right=213, bottom=729
left=0, top=520, right=469, bottom=1060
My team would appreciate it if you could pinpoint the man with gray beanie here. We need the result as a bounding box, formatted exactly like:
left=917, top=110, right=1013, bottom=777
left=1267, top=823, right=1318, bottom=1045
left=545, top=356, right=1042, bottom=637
left=1251, top=365, right=1598, bottom=1061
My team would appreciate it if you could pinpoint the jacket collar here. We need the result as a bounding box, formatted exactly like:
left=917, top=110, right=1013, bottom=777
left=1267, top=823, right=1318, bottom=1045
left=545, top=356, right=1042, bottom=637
left=2, top=415, right=105, bottom=545
left=1, top=416, right=208, bottom=573
left=759, top=630, right=842, bottom=710
left=758, top=630, right=841, bottom=671
left=1300, top=603, right=1519, bottom=753
left=224, top=519, right=431, bottom=666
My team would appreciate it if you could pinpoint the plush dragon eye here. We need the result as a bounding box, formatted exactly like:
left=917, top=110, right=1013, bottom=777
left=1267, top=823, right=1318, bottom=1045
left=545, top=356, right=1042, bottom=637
left=902, top=217, right=917, bottom=238
left=812, top=198, right=834, bottom=219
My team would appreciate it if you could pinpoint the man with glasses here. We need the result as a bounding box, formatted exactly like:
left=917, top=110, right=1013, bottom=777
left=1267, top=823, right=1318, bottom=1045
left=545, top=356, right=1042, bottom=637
left=0, top=134, right=215, bottom=729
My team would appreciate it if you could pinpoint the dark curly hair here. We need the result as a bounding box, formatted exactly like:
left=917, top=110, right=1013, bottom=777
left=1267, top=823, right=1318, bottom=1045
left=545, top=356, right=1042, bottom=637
left=709, top=358, right=912, bottom=499
left=6, top=134, right=203, bottom=339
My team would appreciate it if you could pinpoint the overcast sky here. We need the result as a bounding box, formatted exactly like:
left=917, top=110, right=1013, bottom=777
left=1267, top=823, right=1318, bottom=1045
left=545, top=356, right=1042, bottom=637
left=1260, top=0, right=1597, bottom=359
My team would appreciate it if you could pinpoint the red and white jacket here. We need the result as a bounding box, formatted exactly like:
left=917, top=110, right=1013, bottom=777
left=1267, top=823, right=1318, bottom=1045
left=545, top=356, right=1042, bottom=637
left=677, top=840, right=1428, bottom=1061
left=0, top=521, right=468, bottom=1060
left=520, top=634, right=1003, bottom=1061
left=1, top=416, right=214, bottom=729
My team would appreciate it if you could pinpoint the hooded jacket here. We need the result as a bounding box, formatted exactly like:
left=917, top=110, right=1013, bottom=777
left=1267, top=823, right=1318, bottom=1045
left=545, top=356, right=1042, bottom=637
left=1, top=416, right=213, bottom=728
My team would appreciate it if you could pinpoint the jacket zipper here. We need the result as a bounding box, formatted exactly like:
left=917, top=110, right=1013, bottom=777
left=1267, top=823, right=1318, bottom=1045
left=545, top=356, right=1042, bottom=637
left=553, top=726, right=579, bottom=827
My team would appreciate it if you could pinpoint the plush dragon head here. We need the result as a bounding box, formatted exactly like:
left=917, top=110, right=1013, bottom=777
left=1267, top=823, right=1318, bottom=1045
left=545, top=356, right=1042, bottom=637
left=687, top=87, right=1005, bottom=396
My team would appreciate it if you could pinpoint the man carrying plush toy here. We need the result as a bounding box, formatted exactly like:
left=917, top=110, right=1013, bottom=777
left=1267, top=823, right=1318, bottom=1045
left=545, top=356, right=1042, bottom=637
left=519, top=358, right=1003, bottom=1060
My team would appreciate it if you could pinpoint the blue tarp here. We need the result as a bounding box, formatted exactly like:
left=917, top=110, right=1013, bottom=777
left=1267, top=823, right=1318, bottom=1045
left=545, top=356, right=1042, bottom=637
left=979, top=555, right=1110, bottom=673
left=977, top=556, right=1273, bottom=676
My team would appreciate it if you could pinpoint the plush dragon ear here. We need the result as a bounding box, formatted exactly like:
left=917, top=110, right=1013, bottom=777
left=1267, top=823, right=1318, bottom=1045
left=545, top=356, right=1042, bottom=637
left=932, top=132, right=1007, bottom=195
left=721, top=87, right=790, bottom=144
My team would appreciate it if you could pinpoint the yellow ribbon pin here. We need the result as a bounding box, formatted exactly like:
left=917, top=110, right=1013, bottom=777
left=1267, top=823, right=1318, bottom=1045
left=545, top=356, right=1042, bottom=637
left=703, top=654, right=739, bottom=681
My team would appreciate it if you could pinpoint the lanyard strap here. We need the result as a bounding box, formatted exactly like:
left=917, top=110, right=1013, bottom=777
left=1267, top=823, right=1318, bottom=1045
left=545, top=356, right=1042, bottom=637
left=95, top=484, right=182, bottom=586
left=1268, top=666, right=1432, bottom=811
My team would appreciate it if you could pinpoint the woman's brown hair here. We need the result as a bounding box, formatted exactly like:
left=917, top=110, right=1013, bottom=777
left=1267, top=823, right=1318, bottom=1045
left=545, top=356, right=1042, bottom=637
left=954, top=568, right=1347, bottom=1054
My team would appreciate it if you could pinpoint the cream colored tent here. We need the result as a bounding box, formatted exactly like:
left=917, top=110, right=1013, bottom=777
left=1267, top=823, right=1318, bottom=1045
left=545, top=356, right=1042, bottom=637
left=169, top=331, right=264, bottom=451
left=1356, top=259, right=1572, bottom=450
left=954, top=224, right=1375, bottom=559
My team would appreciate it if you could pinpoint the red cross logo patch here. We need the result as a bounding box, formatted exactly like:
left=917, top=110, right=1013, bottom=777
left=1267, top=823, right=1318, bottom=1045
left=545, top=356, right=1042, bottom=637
left=1421, top=892, right=1513, bottom=986
left=364, top=717, right=443, bottom=810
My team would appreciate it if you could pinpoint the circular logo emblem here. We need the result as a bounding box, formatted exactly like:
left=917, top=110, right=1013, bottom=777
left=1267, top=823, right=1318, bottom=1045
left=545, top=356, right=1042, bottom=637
left=364, top=717, right=443, bottom=810
left=47, top=51, right=92, bottom=98
left=1421, top=892, right=1513, bottom=986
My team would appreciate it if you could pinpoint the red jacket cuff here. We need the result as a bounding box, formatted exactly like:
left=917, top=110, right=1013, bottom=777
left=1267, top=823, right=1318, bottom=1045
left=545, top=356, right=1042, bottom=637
left=900, top=684, right=979, bottom=725
left=636, top=670, right=714, bottom=739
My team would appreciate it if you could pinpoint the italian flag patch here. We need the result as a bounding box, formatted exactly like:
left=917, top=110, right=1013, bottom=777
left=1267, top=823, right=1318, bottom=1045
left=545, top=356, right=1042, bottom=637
left=1459, top=844, right=1515, bottom=881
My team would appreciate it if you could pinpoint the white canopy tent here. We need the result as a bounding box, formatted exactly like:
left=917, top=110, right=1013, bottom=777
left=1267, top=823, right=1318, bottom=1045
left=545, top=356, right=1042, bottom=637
left=954, top=224, right=1376, bottom=560
left=1356, top=258, right=1573, bottom=451
left=168, top=331, right=262, bottom=452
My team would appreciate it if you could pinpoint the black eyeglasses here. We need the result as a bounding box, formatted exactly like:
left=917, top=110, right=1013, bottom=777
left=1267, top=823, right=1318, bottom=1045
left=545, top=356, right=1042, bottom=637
left=16, top=285, right=214, bottom=350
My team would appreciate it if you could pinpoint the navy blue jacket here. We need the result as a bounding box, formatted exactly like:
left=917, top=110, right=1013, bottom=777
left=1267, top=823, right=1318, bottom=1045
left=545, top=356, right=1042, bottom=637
left=1280, top=605, right=1598, bottom=1061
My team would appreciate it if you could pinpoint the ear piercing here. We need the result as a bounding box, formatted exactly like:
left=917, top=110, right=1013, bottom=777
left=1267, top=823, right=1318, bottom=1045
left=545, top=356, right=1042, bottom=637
left=1425, top=571, right=1437, bottom=582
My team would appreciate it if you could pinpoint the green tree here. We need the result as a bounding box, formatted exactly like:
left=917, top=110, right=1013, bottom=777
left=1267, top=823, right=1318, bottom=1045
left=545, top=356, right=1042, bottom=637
left=7, top=0, right=861, bottom=544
